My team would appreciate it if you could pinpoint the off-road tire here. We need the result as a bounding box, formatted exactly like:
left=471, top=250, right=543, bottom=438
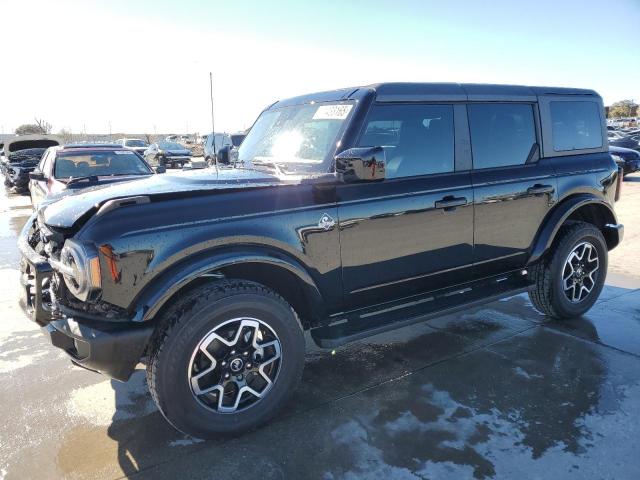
left=528, top=221, right=607, bottom=318
left=146, top=280, right=305, bottom=438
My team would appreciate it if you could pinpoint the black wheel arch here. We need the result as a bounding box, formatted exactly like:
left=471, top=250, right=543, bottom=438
left=528, top=194, right=620, bottom=265
left=130, top=246, right=326, bottom=329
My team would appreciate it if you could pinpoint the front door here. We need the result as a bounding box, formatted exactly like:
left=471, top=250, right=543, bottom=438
left=29, top=149, right=53, bottom=208
left=337, top=103, right=474, bottom=309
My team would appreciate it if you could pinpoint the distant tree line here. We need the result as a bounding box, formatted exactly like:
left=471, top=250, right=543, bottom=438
left=607, top=100, right=638, bottom=119
left=14, top=118, right=52, bottom=135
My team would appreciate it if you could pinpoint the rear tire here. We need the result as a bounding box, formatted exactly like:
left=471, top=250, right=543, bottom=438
left=528, top=222, right=607, bottom=318
left=146, top=280, right=305, bottom=438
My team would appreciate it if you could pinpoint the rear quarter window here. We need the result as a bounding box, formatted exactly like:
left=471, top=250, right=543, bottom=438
left=550, top=101, right=602, bottom=151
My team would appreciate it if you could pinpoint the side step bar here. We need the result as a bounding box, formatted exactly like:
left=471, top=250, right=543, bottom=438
left=311, top=270, right=531, bottom=348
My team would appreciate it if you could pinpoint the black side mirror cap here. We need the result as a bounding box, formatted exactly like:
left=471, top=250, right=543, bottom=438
left=335, top=146, right=386, bottom=182
left=155, top=165, right=166, bottom=174
left=29, top=170, right=46, bottom=181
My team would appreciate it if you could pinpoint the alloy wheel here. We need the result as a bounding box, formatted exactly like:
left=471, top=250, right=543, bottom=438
left=562, top=241, right=599, bottom=303
left=188, top=317, right=282, bottom=413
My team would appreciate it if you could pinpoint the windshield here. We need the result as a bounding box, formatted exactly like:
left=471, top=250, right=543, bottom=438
left=158, top=142, right=185, bottom=150
left=125, top=139, right=148, bottom=147
left=238, top=102, right=354, bottom=173
left=54, top=150, right=152, bottom=178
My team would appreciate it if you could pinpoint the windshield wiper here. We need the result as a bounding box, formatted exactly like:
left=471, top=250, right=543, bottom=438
left=107, top=172, right=151, bottom=177
left=65, top=175, right=99, bottom=186
left=251, top=159, right=286, bottom=175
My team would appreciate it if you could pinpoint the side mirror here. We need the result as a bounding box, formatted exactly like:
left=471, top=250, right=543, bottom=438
left=155, top=165, right=166, bottom=174
left=335, top=147, right=386, bottom=182
left=216, top=145, right=231, bottom=164
left=29, top=170, right=46, bottom=181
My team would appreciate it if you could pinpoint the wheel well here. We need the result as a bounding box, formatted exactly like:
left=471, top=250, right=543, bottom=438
left=565, top=203, right=617, bottom=249
left=217, top=263, right=313, bottom=330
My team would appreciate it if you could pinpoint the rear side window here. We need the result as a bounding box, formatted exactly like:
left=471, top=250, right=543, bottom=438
left=357, top=104, right=454, bottom=178
left=550, top=101, right=602, bottom=151
left=468, top=103, right=536, bottom=169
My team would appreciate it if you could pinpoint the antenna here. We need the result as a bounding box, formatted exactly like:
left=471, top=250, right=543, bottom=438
left=209, top=72, right=218, bottom=173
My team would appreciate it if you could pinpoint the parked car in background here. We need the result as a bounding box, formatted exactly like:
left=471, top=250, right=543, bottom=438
left=19, top=82, right=623, bottom=438
left=608, top=132, right=640, bottom=151
left=0, top=134, right=61, bottom=192
left=115, top=138, right=149, bottom=156
left=610, top=146, right=640, bottom=177
left=203, top=132, right=246, bottom=164
left=203, top=132, right=232, bottom=164
left=144, top=141, right=192, bottom=168
left=29, top=145, right=159, bottom=208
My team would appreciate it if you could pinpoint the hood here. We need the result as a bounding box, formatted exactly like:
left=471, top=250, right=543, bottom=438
left=5, top=134, right=61, bottom=153
left=42, top=168, right=285, bottom=229
left=162, top=149, right=192, bottom=156
left=609, top=145, right=638, bottom=154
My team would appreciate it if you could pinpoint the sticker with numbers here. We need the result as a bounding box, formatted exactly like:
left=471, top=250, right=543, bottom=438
left=313, top=104, right=353, bottom=120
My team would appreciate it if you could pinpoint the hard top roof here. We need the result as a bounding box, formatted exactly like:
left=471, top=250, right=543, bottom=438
left=272, top=82, right=600, bottom=107
left=57, top=145, right=132, bottom=153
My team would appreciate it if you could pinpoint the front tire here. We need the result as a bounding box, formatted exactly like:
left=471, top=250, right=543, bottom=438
left=528, top=222, right=607, bottom=319
left=147, top=280, right=305, bottom=438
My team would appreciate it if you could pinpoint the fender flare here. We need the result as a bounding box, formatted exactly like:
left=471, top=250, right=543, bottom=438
left=130, top=247, right=325, bottom=324
left=528, top=195, right=618, bottom=265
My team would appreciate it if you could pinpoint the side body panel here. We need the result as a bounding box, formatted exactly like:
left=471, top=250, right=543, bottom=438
left=471, top=159, right=558, bottom=275
left=76, top=182, right=343, bottom=316
left=336, top=172, right=474, bottom=309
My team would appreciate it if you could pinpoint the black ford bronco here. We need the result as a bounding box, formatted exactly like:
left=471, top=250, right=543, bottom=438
left=19, top=83, right=623, bottom=437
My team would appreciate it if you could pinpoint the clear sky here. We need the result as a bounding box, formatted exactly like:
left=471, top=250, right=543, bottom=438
left=1, top=0, right=638, bottom=135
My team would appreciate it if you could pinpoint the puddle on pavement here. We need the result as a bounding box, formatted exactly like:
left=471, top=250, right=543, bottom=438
left=0, top=213, right=30, bottom=269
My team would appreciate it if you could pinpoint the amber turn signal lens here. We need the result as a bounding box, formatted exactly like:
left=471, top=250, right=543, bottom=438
left=88, top=256, right=102, bottom=289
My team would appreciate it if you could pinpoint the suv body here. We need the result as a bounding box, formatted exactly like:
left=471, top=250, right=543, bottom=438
left=18, top=83, right=623, bottom=437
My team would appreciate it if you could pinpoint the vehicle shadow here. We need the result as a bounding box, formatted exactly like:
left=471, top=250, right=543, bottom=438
left=102, top=284, right=640, bottom=479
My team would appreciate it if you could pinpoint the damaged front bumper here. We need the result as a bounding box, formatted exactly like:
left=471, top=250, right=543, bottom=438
left=4, top=163, right=34, bottom=189
left=18, top=220, right=152, bottom=381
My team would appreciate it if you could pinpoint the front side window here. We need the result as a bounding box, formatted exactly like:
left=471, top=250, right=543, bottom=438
left=357, top=104, right=455, bottom=178
left=550, top=101, right=602, bottom=151
left=468, top=103, right=536, bottom=169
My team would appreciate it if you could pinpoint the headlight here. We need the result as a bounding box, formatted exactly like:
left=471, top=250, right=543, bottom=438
left=58, top=240, right=102, bottom=302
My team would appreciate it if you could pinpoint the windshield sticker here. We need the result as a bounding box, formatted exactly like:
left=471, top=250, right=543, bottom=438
left=114, top=151, right=132, bottom=154
left=313, top=104, right=353, bottom=120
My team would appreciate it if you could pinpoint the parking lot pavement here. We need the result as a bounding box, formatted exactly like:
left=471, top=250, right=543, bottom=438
left=1, top=177, right=640, bottom=480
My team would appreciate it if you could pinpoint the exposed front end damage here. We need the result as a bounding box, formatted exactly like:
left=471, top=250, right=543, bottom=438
left=18, top=214, right=152, bottom=381
left=1, top=135, right=61, bottom=190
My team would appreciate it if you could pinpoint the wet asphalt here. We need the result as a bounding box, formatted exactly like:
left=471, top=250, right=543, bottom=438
left=1, top=178, right=640, bottom=479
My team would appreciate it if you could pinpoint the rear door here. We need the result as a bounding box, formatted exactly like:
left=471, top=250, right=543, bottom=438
left=469, top=102, right=557, bottom=275
left=337, top=103, right=474, bottom=309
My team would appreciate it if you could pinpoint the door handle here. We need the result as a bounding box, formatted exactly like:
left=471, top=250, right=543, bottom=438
left=435, top=196, right=467, bottom=211
left=527, top=184, right=554, bottom=196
